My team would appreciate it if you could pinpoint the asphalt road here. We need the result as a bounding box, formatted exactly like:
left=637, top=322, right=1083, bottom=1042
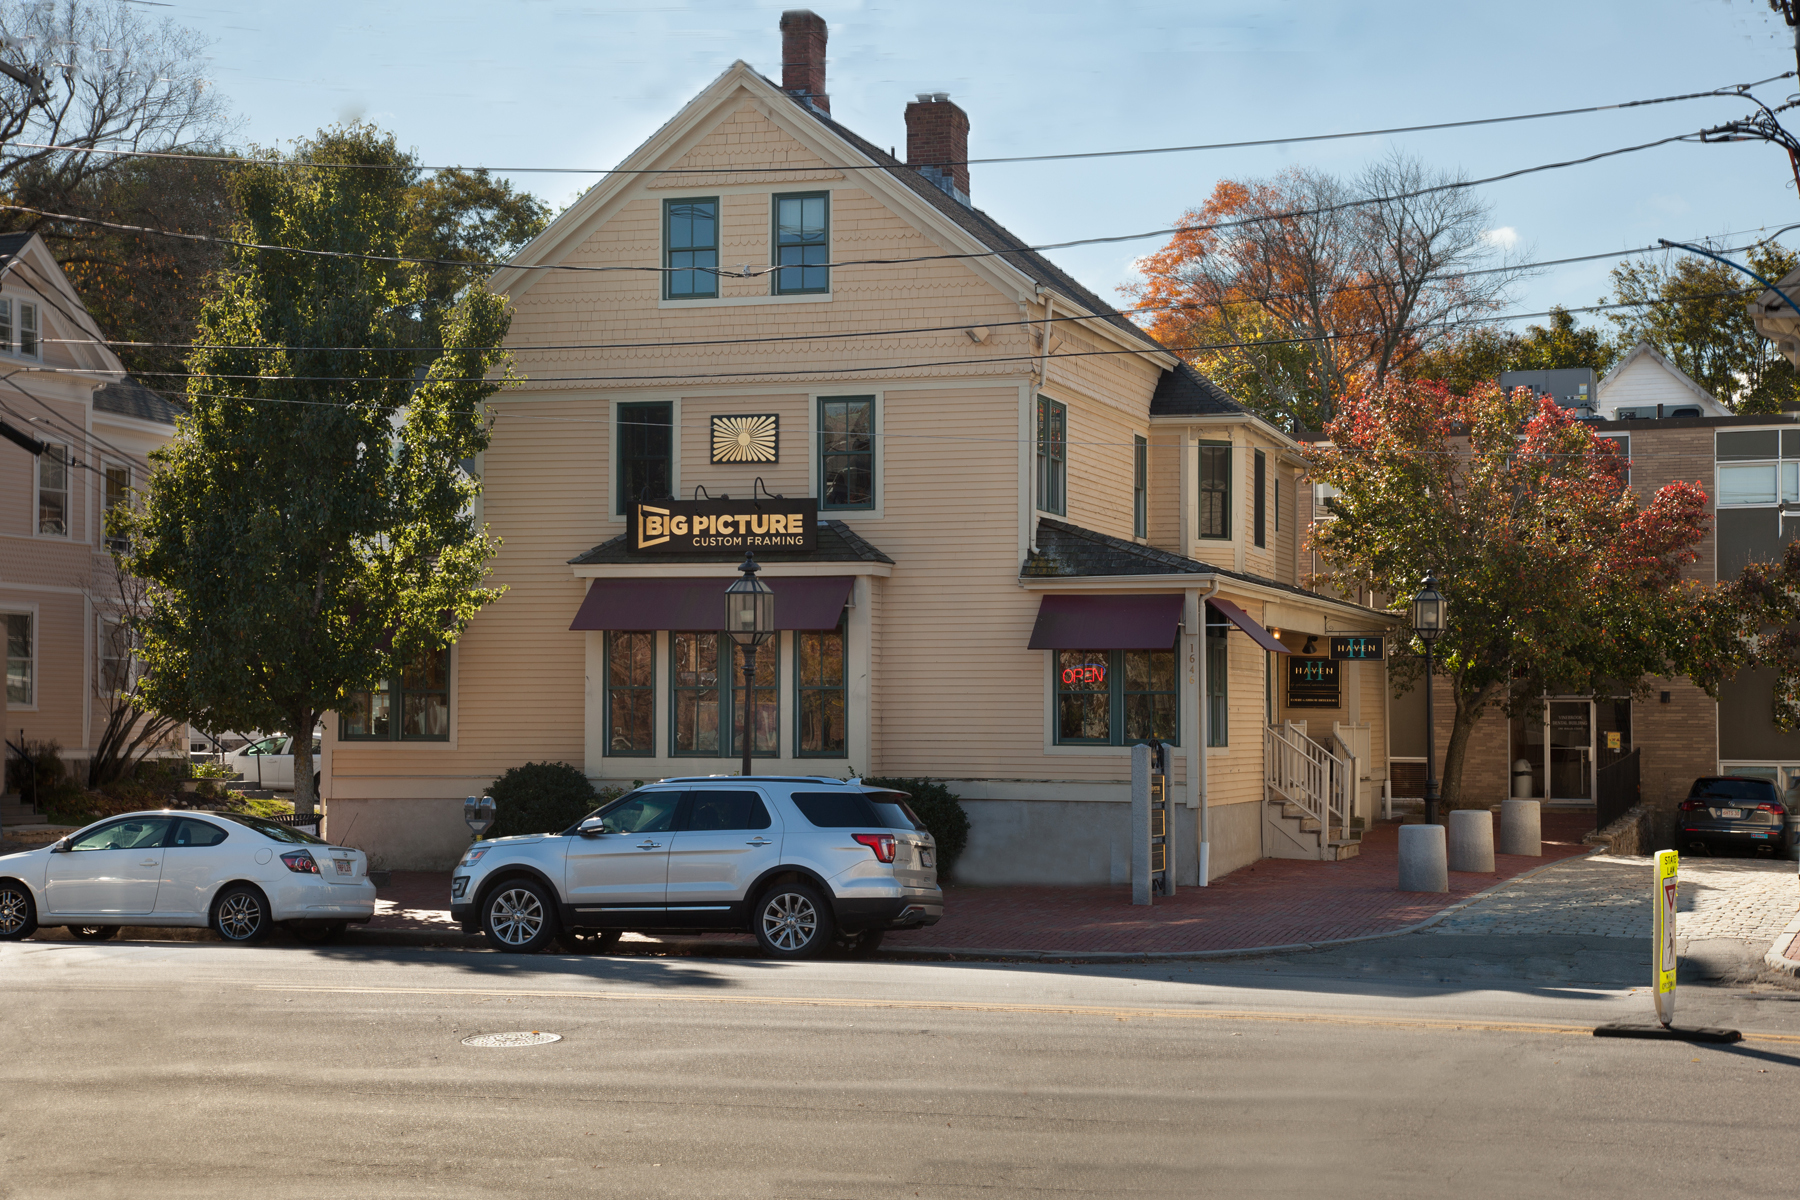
left=2, top=931, right=1797, bottom=1199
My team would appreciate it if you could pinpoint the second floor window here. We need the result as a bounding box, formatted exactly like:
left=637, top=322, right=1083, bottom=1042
left=1199, top=442, right=1230, bottom=539
left=774, top=192, right=829, bottom=294
left=618, top=402, right=673, bottom=514
left=1133, top=435, right=1147, bottom=538
left=0, top=298, right=36, bottom=357
left=38, top=442, right=68, bottom=536
left=820, top=396, right=874, bottom=509
left=1254, top=449, right=1267, bottom=548
left=665, top=198, right=718, bottom=299
left=5, top=613, right=31, bottom=706
left=1037, top=396, right=1066, bottom=515
left=104, top=462, right=131, bottom=550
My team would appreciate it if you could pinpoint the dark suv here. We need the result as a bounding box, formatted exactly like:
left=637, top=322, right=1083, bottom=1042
left=1678, top=776, right=1793, bottom=855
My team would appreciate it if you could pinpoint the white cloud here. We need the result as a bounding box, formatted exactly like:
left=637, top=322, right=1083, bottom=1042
left=1483, top=226, right=1520, bottom=249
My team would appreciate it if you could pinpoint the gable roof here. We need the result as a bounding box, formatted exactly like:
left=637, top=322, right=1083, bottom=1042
left=1149, top=360, right=1248, bottom=417
left=1597, top=340, right=1730, bottom=414
left=0, top=231, right=33, bottom=262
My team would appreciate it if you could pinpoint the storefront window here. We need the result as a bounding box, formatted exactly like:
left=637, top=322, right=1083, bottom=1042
left=1037, top=396, right=1066, bottom=515
left=1199, top=442, right=1230, bottom=540
left=1054, top=646, right=1178, bottom=746
left=820, top=397, right=874, bottom=509
left=618, top=402, right=673, bottom=515
left=797, top=617, right=846, bottom=757
left=672, top=633, right=778, bottom=757
left=340, top=646, right=450, bottom=741
left=605, top=631, right=655, bottom=756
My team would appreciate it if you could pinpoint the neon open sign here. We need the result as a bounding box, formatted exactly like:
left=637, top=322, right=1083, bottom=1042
left=1061, top=663, right=1107, bottom=686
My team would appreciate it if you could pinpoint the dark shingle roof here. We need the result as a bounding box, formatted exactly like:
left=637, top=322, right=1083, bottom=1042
left=0, top=231, right=33, bottom=262
left=1150, top=360, right=1247, bottom=417
left=93, top=377, right=183, bottom=426
left=1022, top=517, right=1392, bottom=617
left=570, top=519, right=894, bottom=566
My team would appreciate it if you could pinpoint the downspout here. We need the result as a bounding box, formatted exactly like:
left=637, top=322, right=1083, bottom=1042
left=1194, top=578, right=1221, bottom=885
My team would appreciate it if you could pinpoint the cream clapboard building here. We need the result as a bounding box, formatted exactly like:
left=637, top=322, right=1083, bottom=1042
left=320, top=11, right=1400, bottom=879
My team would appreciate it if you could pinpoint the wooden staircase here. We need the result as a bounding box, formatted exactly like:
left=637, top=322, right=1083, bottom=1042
left=1264, top=723, right=1364, bottom=861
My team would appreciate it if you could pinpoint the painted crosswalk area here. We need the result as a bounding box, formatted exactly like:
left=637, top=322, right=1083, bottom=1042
left=1434, top=853, right=1798, bottom=942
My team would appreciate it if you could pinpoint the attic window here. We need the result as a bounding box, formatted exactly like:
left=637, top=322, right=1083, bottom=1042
left=0, top=300, right=37, bottom=357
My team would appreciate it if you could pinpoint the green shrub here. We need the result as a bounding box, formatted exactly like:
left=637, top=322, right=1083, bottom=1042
left=862, top=777, right=970, bottom=877
left=485, top=762, right=607, bottom=838
left=5, top=738, right=66, bottom=800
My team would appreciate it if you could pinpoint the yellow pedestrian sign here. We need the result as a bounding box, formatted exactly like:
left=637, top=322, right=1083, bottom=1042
left=1653, top=850, right=1678, bottom=1026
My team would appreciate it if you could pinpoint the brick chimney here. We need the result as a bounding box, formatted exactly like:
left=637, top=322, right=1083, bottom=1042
left=905, top=92, right=970, bottom=204
left=780, top=10, right=829, bottom=113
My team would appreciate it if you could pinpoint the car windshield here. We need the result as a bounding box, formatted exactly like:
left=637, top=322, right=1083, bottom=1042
left=1691, top=780, right=1777, bottom=803
left=212, top=812, right=326, bottom=844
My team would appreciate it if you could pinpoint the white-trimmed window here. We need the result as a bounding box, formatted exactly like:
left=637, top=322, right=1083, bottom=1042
left=99, top=615, right=139, bottom=695
left=19, top=300, right=38, bottom=357
left=0, top=298, right=12, bottom=352
left=103, top=461, right=131, bottom=549
left=5, top=612, right=32, bottom=706
left=37, top=441, right=69, bottom=536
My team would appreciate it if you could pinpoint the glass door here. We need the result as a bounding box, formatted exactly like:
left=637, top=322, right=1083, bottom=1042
left=1547, top=700, right=1593, bottom=801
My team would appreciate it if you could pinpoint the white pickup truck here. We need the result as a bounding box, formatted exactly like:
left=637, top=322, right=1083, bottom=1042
left=222, top=735, right=322, bottom=792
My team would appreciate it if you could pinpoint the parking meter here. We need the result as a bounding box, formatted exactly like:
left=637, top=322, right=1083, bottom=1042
left=464, top=794, right=496, bottom=840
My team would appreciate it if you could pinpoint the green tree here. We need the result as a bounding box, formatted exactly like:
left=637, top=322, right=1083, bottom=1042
left=1410, top=307, right=1618, bottom=394
left=1607, top=242, right=1800, bottom=413
left=1307, top=378, right=1710, bottom=811
left=119, top=125, right=520, bottom=816
left=401, top=167, right=549, bottom=347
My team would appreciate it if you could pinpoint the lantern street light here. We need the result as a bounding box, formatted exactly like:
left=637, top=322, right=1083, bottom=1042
left=1410, top=575, right=1447, bottom=826
left=724, top=551, right=776, bottom=779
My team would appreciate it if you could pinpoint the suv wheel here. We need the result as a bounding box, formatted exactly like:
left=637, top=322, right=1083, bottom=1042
left=0, top=881, right=37, bottom=941
left=753, top=882, right=834, bottom=960
left=482, top=879, right=558, bottom=953
left=212, top=885, right=273, bottom=944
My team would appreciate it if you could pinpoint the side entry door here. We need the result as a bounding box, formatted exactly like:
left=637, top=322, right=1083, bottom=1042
left=563, top=790, right=682, bottom=920
left=43, top=816, right=173, bottom=916
left=665, top=789, right=781, bottom=909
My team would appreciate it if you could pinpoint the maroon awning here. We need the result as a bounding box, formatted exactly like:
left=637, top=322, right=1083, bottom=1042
left=1026, top=594, right=1183, bottom=650
left=570, top=576, right=854, bottom=632
left=1208, top=597, right=1289, bottom=654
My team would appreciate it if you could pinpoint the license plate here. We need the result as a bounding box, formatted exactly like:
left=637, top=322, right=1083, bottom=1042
left=1719, top=808, right=1743, bottom=819
left=920, top=848, right=935, bottom=867
left=334, top=858, right=353, bottom=876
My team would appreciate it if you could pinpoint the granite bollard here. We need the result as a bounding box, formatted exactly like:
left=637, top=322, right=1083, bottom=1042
left=1499, top=798, right=1542, bottom=857
left=1446, top=808, right=1495, bottom=873
left=1397, top=823, right=1449, bottom=893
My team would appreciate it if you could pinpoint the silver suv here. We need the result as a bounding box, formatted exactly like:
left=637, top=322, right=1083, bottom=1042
left=450, top=776, right=943, bottom=959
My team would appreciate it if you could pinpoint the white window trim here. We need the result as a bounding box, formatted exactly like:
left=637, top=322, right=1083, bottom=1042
left=100, top=457, right=132, bottom=545
left=17, top=300, right=39, bottom=359
left=808, top=390, right=885, bottom=521
left=3, top=602, right=40, bottom=711
left=34, top=439, right=70, bottom=539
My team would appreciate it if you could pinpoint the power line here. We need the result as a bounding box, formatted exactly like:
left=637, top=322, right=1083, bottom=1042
left=42, top=232, right=1787, bottom=358
left=4, top=73, right=1787, bottom=176
left=0, top=130, right=1714, bottom=284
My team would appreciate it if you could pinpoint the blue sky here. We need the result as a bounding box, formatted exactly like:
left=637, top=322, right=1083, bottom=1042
left=182, top=0, right=1800, bottom=330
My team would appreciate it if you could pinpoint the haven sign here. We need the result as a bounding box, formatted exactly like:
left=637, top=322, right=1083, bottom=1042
left=631, top=498, right=817, bottom=554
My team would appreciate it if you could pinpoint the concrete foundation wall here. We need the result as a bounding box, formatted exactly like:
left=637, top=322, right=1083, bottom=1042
left=955, top=797, right=1261, bottom=886
left=324, top=797, right=470, bottom=872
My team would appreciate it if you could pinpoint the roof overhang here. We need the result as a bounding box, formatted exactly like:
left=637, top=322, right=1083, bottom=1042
left=574, top=560, right=891, bottom=579
left=1016, top=571, right=1399, bottom=626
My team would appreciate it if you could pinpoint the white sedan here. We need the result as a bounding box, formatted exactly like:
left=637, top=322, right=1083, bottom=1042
left=0, top=810, right=375, bottom=944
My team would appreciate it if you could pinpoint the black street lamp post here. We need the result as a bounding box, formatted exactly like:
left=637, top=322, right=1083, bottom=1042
left=724, top=551, right=776, bottom=779
left=1411, top=575, right=1447, bottom=826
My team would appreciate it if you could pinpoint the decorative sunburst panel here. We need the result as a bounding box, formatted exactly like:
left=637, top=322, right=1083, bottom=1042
left=711, top=413, right=780, bottom=463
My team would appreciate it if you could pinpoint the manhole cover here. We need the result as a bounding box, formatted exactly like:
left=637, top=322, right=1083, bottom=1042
left=461, top=1031, right=562, bottom=1048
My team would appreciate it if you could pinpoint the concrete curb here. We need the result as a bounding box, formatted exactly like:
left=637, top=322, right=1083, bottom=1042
left=1763, top=909, right=1800, bottom=978
left=35, top=849, right=1605, bottom=961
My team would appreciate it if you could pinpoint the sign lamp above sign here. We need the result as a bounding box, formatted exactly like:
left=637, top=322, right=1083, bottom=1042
left=631, top=498, right=817, bottom=554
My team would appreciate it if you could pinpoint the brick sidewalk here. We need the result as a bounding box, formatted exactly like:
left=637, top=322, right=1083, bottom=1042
left=373, top=811, right=1596, bottom=954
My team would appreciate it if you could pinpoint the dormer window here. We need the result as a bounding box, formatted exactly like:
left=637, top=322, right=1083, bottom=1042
left=0, top=299, right=38, bottom=357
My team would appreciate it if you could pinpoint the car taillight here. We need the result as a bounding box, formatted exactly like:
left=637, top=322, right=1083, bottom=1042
left=281, top=850, right=320, bottom=874
left=1679, top=799, right=1708, bottom=812
left=1758, top=802, right=1786, bottom=815
left=853, top=833, right=896, bottom=863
